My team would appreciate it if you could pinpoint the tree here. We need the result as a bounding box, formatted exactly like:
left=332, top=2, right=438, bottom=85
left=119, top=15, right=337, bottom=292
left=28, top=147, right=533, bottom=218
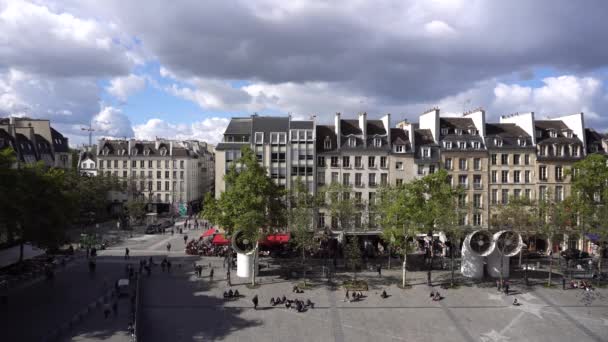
left=289, top=178, right=321, bottom=264
left=0, top=148, right=19, bottom=245
left=126, top=198, right=147, bottom=223
left=201, top=146, right=286, bottom=286
left=344, top=235, right=362, bottom=279
left=407, top=170, right=461, bottom=285
left=490, top=196, right=538, bottom=286
left=568, top=154, right=608, bottom=286
left=324, top=182, right=358, bottom=232
left=376, top=183, right=422, bottom=287
left=538, top=196, right=569, bottom=286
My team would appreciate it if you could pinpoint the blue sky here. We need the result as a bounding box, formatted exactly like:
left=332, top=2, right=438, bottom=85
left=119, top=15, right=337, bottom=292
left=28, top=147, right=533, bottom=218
left=2, top=1, right=608, bottom=146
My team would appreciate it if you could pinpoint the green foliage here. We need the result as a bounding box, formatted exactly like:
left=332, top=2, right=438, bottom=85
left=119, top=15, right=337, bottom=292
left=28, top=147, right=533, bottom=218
left=126, top=198, right=147, bottom=222
left=344, top=235, right=362, bottom=272
left=202, top=146, right=286, bottom=242
left=289, top=178, right=321, bottom=261
left=324, top=182, right=358, bottom=230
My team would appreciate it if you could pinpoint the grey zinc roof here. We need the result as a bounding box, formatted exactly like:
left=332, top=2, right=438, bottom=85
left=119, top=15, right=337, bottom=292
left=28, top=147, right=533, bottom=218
left=252, top=116, right=289, bottom=132
left=414, top=129, right=437, bottom=146
left=215, top=142, right=249, bottom=151
left=51, top=127, right=69, bottom=152
left=485, top=123, right=533, bottom=149
left=341, top=120, right=362, bottom=135
left=390, top=128, right=409, bottom=145
left=316, top=125, right=337, bottom=152
left=535, top=120, right=582, bottom=144
left=367, top=120, right=386, bottom=135
left=0, top=128, right=15, bottom=150
left=535, top=120, right=568, bottom=130
left=224, top=117, right=252, bottom=135
left=290, top=120, right=314, bottom=129
left=440, top=117, right=476, bottom=130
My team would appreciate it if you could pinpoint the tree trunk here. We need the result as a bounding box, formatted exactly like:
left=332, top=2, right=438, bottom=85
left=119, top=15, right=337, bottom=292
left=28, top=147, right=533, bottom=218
left=597, top=247, right=603, bottom=288
left=548, top=252, right=553, bottom=287
left=387, top=245, right=391, bottom=270
left=499, top=249, right=504, bottom=289
left=402, top=253, right=407, bottom=288
left=251, top=248, right=257, bottom=287
left=450, top=249, right=455, bottom=287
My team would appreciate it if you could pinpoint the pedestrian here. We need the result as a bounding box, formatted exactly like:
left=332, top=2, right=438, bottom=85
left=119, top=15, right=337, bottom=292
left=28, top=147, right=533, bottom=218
left=504, top=280, right=510, bottom=295
left=210, top=268, right=214, bottom=280
left=377, top=264, right=382, bottom=278
left=184, top=235, right=188, bottom=244
left=103, top=303, right=111, bottom=319
left=562, top=277, right=566, bottom=290
left=171, top=229, right=174, bottom=235
left=252, top=294, right=259, bottom=310
left=112, top=301, right=118, bottom=317
left=166, top=242, right=172, bottom=252
left=227, top=270, right=231, bottom=286
left=496, top=280, right=501, bottom=292
left=427, top=270, right=431, bottom=285
left=125, top=248, right=130, bottom=259
left=344, top=290, right=350, bottom=302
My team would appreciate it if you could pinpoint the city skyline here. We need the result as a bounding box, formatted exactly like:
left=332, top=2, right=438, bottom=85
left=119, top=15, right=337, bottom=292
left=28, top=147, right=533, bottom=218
left=1, top=1, right=608, bottom=147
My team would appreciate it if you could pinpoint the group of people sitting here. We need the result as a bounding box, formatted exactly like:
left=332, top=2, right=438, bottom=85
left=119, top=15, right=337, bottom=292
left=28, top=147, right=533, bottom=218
left=429, top=290, right=442, bottom=301
left=292, top=285, right=304, bottom=293
left=571, top=280, right=594, bottom=291
left=223, top=288, right=241, bottom=298
left=344, top=290, right=365, bottom=302
left=270, top=296, right=314, bottom=312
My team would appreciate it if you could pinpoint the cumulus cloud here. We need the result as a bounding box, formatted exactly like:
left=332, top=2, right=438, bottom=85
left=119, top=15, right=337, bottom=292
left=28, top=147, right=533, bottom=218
left=133, top=117, right=229, bottom=144
left=106, top=74, right=146, bottom=101
left=92, top=106, right=134, bottom=138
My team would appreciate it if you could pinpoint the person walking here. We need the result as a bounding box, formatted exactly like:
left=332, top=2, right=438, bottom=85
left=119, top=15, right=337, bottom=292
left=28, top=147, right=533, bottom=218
left=209, top=268, right=214, bottom=280
left=377, top=264, right=382, bottom=278
left=166, top=242, right=172, bottom=252
left=183, top=235, right=188, bottom=244
left=226, top=270, right=231, bottom=287
left=562, top=277, right=567, bottom=290
left=125, top=248, right=130, bottom=259
left=504, top=280, right=510, bottom=295
left=344, top=290, right=350, bottom=302
left=252, top=295, right=259, bottom=310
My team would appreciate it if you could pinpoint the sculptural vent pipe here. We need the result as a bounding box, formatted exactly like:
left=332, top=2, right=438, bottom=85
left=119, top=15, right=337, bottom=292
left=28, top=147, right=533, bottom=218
left=461, top=230, right=496, bottom=279
left=231, top=230, right=258, bottom=278
left=487, top=230, right=524, bottom=278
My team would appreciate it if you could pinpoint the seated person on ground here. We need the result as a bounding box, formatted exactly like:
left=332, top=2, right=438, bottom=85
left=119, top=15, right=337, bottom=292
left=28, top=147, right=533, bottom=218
left=234, top=289, right=240, bottom=297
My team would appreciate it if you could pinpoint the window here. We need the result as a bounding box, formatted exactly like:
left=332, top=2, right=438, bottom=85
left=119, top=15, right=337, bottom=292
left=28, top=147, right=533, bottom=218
left=513, top=170, right=520, bottom=183
left=445, top=158, right=452, bottom=170
left=395, top=145, right=404, bottom=153
left=524, top=170, right=531, bottom=183
left=444, top=141, right=453, bottom=149
left=525, top=189, right=532, bottom=200
left=368, top=156, right=376, bottom=168
left=148, top=160, right=153, bottom=168
left=473, top=175, right=482, bottom=189
left=396, top=161, right=404, bottom=170
left=131, top=160, right=136, bottom=168
left=513, top=154, right=520, bottom=165
left=549, top=130, right=557, bottom=138
left=456, top=129, right=463, bottom=135
left=502, top=189, right=509, bottom=204
left=396, top=179, right=403, bottom=185
left=556, top=145, right=563, bottom=157
left=180, top=171, right=184, bottom=179
left=473, top=158, right=481, bottom=170
left=317, top=172, right=325, bottom=186
left=331, top=157, right=339, bottom=168
left=459, top=158, right=467, bottom=170
left=524, top=154, right=530, bottom=165
left=418, top=164, right=424, bottom=175
left=255, top=132, right=264, bottom=144
left=555, top=166, right=563, bottom=181
left=494, top=138, right=503, bottom=147
left=331, top=172, right=339, bottom=183
left=318, top=213, right=325, bottom=227
left=539, top=186, right=547, bottom=201
left=355, top=192, right=362, bottom=204
left=491, top=170, right=497, bottom=183
left=501, top=154, right=508, bottom=165
left=429, top=165, right=435, bottom=174
left=317, top=156, right=325, bottom=167
left=165, top=181, right=170, bottom=191
left=458, top=141, right=466, bottom=149
left=99, top=160, right=104, bottom=168
left=123, top=160, right=128, bottom=168
left=348, top=137, right=356, bottom=147
left=343, top=156, right=350, bottom=168
left=155, top=160, right=160, bottom=168
left=306, top=130, right=313, bottom=141
left=513, top=189, right=521, bottom=199
left=369, top=173, right=377, bottom=187
left=572, top=145, right=579, bottom=157
left=380, top=156, right=387, bottom=168
left=441, top=128, right=449, bottom=135
left=355, top=156, right=362, bottom=168
left=539, top=145, right=546, bottom=156
left=422, top=148, right=430, bottom=158
left=458, top=194, right=466, bottom=207
left=473, top=194, right=482, bottom=209
left=157, top=181, right=161, bottom=191
left=473, top=141, right=480, bottom=149
left=473, top=214, right=482, bottom=226
left=180, top=161, right=184, bottom=169
left=165, top=171, right=170, bottom=178
left=122, top=171, right=127, bottom=178
left=381, top=173, right=388, bottom=185
left=113, top=160, right=118, bottom=168
left=501, top=170, right=509, bottom=183
left=518, top=138, right=527, bottom=147
left=491, top=154, right=497, bottom=165
left=270, top=133, right=278, bottom=144
left=157, top=171, right=162, bottom=178
left=342, top=173, right=350, bottom=186
left=324, top=137, right=332, bottom=150
left=355, top=173, right=362, bottom=186
left=374, top=138, right=382, bottom=147
left=491, top=189, right=498, bottom=205
left=165, top=160, right=169, bottom=168
left=539, top=166, right=547, bottom=181
left=173, top=171, right=177, bottom=179
left=458, top=175, right=467, bottom=187
left=368, top=192, right=376, bottom=205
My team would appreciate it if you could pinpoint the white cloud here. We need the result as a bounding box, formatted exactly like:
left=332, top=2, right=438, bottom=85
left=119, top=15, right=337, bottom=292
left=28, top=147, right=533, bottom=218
left=424, top=20, right=456, bottom=36
left=106, top=74, right=146, bottom=101
left=92, top=106, right=134, bottom=138
left=133, top=117, right=229, bottom=144
left=166, top=77, right=252, bottom=111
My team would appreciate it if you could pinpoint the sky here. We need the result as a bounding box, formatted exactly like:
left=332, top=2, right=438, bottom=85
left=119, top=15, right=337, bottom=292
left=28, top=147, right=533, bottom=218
left=1, top=0, right=608, bottom=147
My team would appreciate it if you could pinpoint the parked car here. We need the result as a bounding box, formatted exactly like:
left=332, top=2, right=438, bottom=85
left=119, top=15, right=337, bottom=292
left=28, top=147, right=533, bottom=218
left=560, top=248, right=590, bottom=260
left=145, top=224, right=161, bottom=234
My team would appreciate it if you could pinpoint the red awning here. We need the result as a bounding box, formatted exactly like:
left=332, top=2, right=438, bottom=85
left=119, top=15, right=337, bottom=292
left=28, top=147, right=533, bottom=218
left=212, top=234, right=230, bottom=246
left=261, top=233, right=290, bottom=246
left=202, top=228, right=217, bottom=238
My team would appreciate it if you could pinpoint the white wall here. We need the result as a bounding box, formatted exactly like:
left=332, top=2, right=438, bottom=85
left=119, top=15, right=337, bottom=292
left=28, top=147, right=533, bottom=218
left=551, top=113, right=586, bottom=152
left=419, top=109, right=439, bottom=143
left=500, top=112, right=536, bottom=145
left=464, top=109, right=486, bottom=141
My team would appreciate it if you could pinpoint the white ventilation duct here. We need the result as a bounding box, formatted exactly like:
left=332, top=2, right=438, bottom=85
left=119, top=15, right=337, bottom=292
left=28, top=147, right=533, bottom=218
left=232, top=230, right=258, bottom=278
left=461, top=230, right=495, bottom=279
left=487, top=230, right=524, bottom=278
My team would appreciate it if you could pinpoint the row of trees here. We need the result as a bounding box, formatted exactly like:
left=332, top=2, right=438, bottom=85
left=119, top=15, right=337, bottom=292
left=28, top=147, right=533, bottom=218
left=202, top=145, right=607, bottom=287
left=0, top=147, right=123, bottom=261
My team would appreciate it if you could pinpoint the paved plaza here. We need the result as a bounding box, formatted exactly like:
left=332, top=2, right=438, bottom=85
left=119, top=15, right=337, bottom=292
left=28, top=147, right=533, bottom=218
left=140, top=257, right=608, bottom=342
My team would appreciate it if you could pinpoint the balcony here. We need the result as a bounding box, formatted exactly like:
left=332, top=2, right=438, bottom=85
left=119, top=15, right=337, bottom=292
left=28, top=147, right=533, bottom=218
left=354, top=183, right=365, bottom=188
left=330, top=163, right=340, bottom=168
left=380, top=164, right=388, bottom=169
left=368, top=165, right=377, bottom=169
left=473, top=183, right=483, bottom=190
left=354, top=164, right=363, bottom=169
left=343, top=164, right=352, bottom=169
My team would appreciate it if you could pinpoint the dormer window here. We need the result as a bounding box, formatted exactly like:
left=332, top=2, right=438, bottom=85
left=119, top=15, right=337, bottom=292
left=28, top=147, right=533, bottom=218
left=455, top=129, right=463, bottom=135
left=422, top=147, right=431, bottom=158
left=518, top=138, right=526, bottom=147
left=374, top=138, right=382, bottom=147
left=226, top=135, right=234, bottom=142
left=572, top=145, right=579, bottom=156
left=144, top=148, right=150, bottom=156
left=441, top=128, right=449, bottom=136
left=103, top=147, right=110, bottom=155
left=444, top=141, right=453, bottom=149
left=120, top=149, right=126, bottom=156
left=348, top=137, right=356, bottom=147
left=494, top=138, right=503, bottom=147
left=565, top=131, right=572, bottom=138
left=255, top=132, right=264, bottom=144
left=473, top=141, right=480, bottom=149
left=131, top=148, right=138, bottom=155
left=549, top=130, right=557, bottom=138
left=469, top=129, right=478, bottom=136
left=324, top=137, right=332, bottom=150
left=160, top=148, right=167, bottom=156
left=458, top=141, right=466, bottom=149
left=394, top=144, right=404, bottom=153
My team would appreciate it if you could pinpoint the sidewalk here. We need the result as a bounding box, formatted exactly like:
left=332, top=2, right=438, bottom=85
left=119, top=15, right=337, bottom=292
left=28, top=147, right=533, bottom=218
left=0, top=244, right=45, bottom=268
left=61, top=294, right=133, bottom=342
